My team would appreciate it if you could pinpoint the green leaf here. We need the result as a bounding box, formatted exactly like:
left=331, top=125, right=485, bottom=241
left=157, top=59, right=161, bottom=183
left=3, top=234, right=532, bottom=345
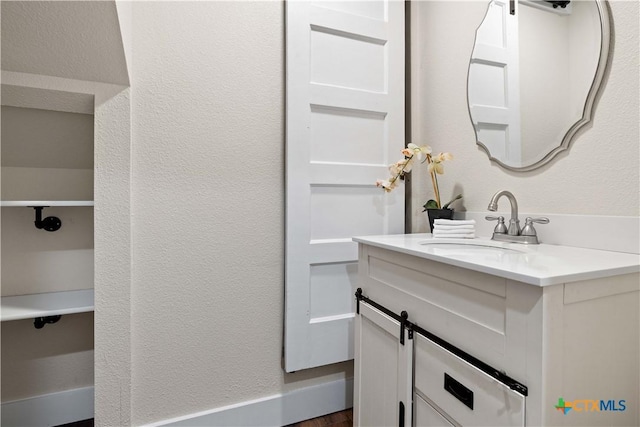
left=442, top=194, right=463, bottom=210
left=422, top=199, right=440, bottom=211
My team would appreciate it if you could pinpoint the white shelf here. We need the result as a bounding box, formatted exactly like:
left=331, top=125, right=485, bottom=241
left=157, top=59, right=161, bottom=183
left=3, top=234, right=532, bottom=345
left=1, top=200, right=94, bottom=207
left=1, top=289, right=94, bottom=322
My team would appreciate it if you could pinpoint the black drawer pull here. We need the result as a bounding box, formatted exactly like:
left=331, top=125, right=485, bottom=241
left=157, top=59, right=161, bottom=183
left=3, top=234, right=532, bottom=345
left=444, top=373, right=474, bottom=410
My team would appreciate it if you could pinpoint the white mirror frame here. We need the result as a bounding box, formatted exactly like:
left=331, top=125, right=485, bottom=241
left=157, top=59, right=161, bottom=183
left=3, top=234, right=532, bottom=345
left=469, top=0, right=612, bottom=172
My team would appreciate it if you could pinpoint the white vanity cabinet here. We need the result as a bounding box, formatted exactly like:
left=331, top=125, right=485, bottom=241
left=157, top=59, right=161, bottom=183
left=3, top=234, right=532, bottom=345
left=353, top=235, right=640, bottom=427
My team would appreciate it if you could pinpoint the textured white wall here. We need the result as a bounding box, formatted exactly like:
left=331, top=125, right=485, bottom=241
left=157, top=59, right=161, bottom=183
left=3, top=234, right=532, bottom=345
left=94, top=87, right=133, bottom=426
left=1, top=1, right=129, bottom=85
left=128, top=2, right=350, bottom=424
left=410, top=0, right=639, bottom=233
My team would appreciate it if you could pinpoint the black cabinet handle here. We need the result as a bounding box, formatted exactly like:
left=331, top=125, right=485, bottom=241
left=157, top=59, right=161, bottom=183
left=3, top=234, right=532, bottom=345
left=444, top=373, right=474, bottom=410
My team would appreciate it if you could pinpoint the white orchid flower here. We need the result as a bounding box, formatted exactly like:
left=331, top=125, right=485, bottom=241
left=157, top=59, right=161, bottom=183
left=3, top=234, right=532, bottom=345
left=388, top=164, right=399, bottom=176
left=375, top=179, right=397, bottom=192
left=428, top=152, right=453, bottom=174
left=434, top=152, right=453, bottom=162
left=376, top=143, right=459, bottom=210
left=399, top=157, right=414, bottom=173
left=405, top=143, right=431, bottom=161
left=427, top=161, right=443, bottom=174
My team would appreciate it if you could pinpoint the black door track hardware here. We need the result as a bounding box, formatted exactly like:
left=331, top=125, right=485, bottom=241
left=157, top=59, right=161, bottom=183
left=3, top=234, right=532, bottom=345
left=34, top=315, right=62, bottom=329
left=30, top=206, right=62, bottom=232
left=356, top=288, right=412, bottom=345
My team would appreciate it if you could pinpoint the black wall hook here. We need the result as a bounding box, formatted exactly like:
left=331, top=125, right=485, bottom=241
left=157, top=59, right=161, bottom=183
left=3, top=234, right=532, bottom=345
left=34, top=315, right=62, bottom=329
left=545, top=0, right=570, bottom=8
left=31, top=207, right=62, bottom=232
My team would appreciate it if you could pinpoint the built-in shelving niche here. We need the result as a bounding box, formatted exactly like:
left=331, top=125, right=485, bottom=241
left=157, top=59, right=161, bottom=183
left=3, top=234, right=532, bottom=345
left=2, top=1, right=128, bottom=422
left=1, top=98, right=96, bottom=424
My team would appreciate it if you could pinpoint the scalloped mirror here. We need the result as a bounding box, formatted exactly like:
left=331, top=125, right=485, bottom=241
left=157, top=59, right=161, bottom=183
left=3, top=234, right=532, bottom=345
left=467, top=0, right=611, bottom=171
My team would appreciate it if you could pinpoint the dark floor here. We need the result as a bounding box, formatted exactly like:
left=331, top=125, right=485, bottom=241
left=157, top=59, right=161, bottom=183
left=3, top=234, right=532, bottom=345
left=57, top=420, right=93, bottom=427
left=286, top=409, right=353, bottom=427
left=56, top=409, right=353, bottom=427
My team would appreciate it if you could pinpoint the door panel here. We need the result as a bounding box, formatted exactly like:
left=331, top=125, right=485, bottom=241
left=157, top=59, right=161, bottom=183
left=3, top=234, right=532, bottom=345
left=285, top=0, right=405, bottom=372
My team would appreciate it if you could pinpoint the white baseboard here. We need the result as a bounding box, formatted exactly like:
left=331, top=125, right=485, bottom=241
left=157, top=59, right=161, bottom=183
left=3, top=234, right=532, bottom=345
left=462, top=212, right=640, bottom=254
left=143, top=377, right=354, bottom=427
left=1, top=386, right=94, bottom=427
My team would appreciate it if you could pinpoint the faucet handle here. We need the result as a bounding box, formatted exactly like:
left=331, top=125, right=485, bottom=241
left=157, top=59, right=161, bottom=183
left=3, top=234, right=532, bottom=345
left=485, top=215, right=508, bottom=234
left=528, top=217, right=550, bottom=224
left=521, top=217, right=549, bottom=236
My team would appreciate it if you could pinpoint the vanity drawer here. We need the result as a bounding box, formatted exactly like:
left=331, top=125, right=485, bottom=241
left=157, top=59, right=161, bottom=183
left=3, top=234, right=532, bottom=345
left=414, top=332, right=525, bottom=427
left=358, top=244, right=539, bottom=378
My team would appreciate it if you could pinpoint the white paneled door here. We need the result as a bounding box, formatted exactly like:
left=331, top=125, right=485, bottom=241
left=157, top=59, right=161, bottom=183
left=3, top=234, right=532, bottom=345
left=468, top=0, right=521, bottom=164
left=285, top=0, right=405, bottom=372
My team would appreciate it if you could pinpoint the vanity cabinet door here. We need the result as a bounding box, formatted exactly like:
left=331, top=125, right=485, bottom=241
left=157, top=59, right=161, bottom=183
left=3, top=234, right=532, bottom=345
left=414, top=333, right=525, bottom=427
left=354, top=302, right=412, bottom=427
left=414, top=395, right=454, bottom=427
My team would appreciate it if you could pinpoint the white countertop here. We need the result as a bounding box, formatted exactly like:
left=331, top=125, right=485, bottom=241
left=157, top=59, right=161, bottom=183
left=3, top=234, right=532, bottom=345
left=353, top=234, right=640, bottom=286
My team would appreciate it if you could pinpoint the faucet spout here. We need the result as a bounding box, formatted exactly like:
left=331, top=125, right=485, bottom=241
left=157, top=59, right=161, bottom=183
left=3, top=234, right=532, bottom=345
left=487, top=190, right=520, bottom=235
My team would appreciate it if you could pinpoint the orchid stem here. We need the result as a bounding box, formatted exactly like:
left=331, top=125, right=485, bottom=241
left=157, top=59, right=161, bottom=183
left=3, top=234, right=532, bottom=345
left=389, top=154, right=415, bottom=185
left=426, top=154, right=442, bottom=209
left=431, top=171, right=441, bottom=208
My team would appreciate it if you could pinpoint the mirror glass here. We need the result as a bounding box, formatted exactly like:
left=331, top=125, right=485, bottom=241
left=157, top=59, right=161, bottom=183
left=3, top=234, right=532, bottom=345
left=467, top=0, right=610, bottom=171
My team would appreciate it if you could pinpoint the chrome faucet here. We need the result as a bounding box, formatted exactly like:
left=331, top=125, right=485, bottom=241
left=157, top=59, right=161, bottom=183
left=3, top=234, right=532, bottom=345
left=486, top=190, right=549, bottom=244
left=487, top=190, right=520, bottom=236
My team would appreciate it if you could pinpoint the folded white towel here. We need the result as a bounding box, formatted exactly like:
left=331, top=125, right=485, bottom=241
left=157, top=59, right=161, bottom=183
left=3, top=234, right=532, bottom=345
left=432, top=229, right=474, bottom=235
left=433, top=228, right=475, bottom=234
left=434, top=219, right=476, bottom=226
left=432, top=232, right=476, bottom=239
left=433, top=224, right=475, bottom=231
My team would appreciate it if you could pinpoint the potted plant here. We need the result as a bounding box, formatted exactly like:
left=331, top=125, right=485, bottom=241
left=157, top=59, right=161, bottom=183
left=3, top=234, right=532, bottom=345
left=376, top=143, right=462, bottom=231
